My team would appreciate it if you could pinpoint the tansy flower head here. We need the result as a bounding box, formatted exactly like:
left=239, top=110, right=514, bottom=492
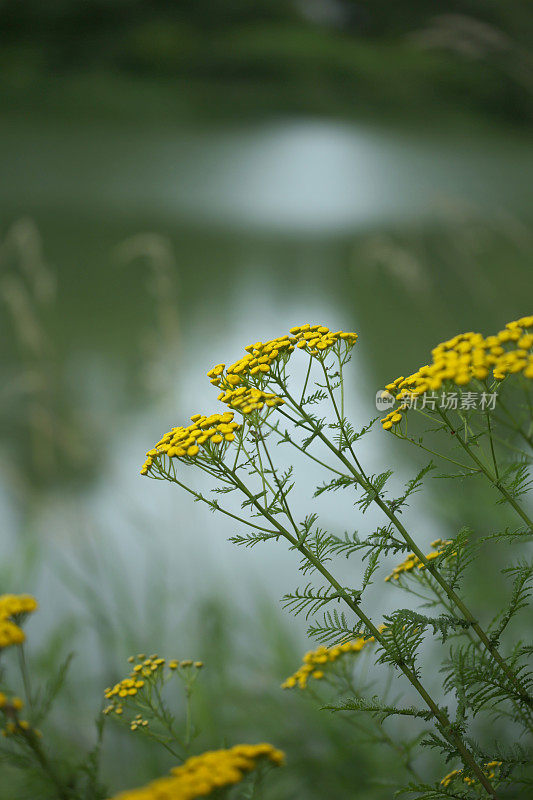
left=0, top=694, right=40, bottom=739
left=104, top=655, right=169, bottom=715
left=385, top=539, right=453, bottom=582
left=217, top=386, right=285, bottom=415
left=208, top=335, right=296, bottom=391
left=440, top=761, right=502, bottom=788
left=290, top=324, right=358, bottom=357
left=0, top=594, right=37, bottom=650
left=282, top=637, right=374, bottom=690
left=0, top=594, right=38, bottom=618
left=0, top=619, right=25, bottom=649
left=141, top=413, right=241, bottom=475
left=108, top=743, right=284, bottom=799
left=104, top=653, right=203, bottom=724
left=206, top=325, right=358, bottom=402
left=381, top=315, right=533, bottom=430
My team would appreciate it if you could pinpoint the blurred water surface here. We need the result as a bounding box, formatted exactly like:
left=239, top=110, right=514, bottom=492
left=2, top=115, right=533, bottom=231
left=0, top=111, right=532, bottom=644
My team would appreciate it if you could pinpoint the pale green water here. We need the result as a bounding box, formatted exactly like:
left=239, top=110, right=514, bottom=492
left=0, top=111, right=531, bottom=795
left=0, top=111, right=531, bottom=599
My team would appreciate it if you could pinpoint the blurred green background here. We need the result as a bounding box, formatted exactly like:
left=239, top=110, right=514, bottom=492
left=0, top=2, right=532, bottom=797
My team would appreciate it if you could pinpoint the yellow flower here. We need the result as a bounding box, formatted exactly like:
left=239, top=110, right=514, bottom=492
left=141, top=413, right=241, bottom=475
left=209, top=335, right=296, bottom=391
left=440, top=761, right=502, bottom=788
left=0, top=594, right=38, bottom=649
left=206, top=325, right=358, bottom=396
left=282, top=638, right=374, bottom=690
left=381, top=315, right=533, bottom=430
left=217, top=386, right=285, bottom=415
left=385, top=540, right=452, bottom=582
left=0, top=619, right=25, bottom=649
left=0, top=594, right=38, bottom=618
left=107, top=743, right=284, bottom=799
left=290, top=325, right=357, bottom=357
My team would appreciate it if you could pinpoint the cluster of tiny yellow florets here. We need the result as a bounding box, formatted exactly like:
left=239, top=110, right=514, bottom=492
left=282, top=637, right=374, bottom=690
left=108, top=743, right=285, bottom=800
left=441, top=761, right=502, bottom=788
left=207, top=325, right=358, bottom=392
left=0, top=692, right=37, bottom=738
left=217, top=386, right=285, bottom=414
left=207, top=335, right=295, bottom=389
left=104, top=655, right=203, bottom=719
left=142, top=324, right=359, bottom=475
left=380, top=403, right=408, bottom=431
left=104, top=654, right=164, bottom=716
left=0, top=594, right=38, bottom=649
left=381, top=315, right=533, bottom=430
left=385, top=539, right=452, bottom=582
left=290, top=325, right=358, bottom=355
left=141, top=413, right=240, bottom=475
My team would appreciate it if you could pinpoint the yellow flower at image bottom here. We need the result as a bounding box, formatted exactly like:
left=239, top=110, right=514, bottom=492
left=108, top=743, right=284, bottom=800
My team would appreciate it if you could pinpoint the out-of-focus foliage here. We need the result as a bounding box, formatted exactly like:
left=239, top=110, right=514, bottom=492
left=1, top=0, right=532, bottom=123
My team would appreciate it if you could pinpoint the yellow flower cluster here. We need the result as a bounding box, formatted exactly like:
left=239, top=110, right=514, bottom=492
left=0, top=693, right=35, bottom=738
left=441, top=761, right=502, bottom=788
left=217, top=386, right=285, bottom=414
left=108, top=743, right=284, bottom=800
left=282, top=637, right=374, bottom=690
left=104, top=655, right=203, bottom=717
left=385, top=539, right=451, bottom=582
left=104, top=655, right=165, bottom=715
left=290, top=325, right=358, bottom=355
left=0, top=619, right=25, bottom=648
left=0, top=694, right=24, bottom=711
left=381, top=404, right=406, bottom=431
left=141, top=413, right=240, bottom=475
left=381, top=315, right=533, bottom=430
left=0, top=594, right=38, bottom=617
left=0, top=594, right=38, bottom=649
left=207, top=325, right=358, bottom=392
left=130, top=713, right=149, bottom=732
left=142, top=324, right=359, bottom=475
left=207, top=335, right=295, bottom=389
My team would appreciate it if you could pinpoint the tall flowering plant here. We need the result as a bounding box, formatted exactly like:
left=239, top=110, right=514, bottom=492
left=0, top=593, right=284, bottom=799
left=142, top=317, right=533, bottom=799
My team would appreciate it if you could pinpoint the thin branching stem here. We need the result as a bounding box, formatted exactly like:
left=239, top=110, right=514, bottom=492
left=278, top=383, right=533, bottom=719
left=437, top=408, right=533, bottom=531
left=153, top=464, right=279, bottom=535
left=217, top=457, right=500, bottom=798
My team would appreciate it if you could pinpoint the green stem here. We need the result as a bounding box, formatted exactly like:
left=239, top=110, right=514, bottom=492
left=263, top=413, right=346, bottom=478
left=485, top=411, right=499, bottom=481
left=184, top=684, right=192, bottom=754
left=255, top=425, right=300, bottom=537
left=341, top=669, right=423, bottom=782
left=396, top=432, right=478, bottom=471
left=143, top=689, right=184, bottom=760
left=496, top=396, right=533, bottom=449
left=320, top=362, right=369, bottom=481
left=419, top=573, right=533, bottom=731
left=153, top=464, right=279, bottom=536
left=18, top=645, right=33, bottom=712
left=300, top=355, right=313, bottom=405
left=22, top=729, right=71, bottom=800
left=223, top=465, right=499, bottom=798
left=279, top=387, right=533, bottom=718
left=437, top=408, right=533, bottom=532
